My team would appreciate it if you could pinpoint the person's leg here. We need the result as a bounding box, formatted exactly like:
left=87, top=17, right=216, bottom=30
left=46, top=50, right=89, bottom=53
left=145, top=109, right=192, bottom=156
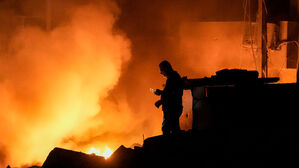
left=167, top=115, right=180, bottom=135
left=172, top=116, right=181, bottom=134
left=162, top=117, right=171, bottom=135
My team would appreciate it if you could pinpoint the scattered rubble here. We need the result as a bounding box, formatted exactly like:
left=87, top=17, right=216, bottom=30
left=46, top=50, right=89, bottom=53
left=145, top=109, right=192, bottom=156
left=41, top=128, right=299, bottom=168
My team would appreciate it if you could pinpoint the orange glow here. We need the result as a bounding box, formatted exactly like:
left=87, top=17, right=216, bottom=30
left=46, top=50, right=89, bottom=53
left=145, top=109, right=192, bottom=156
left=88, top=147, right=101, bottom=156
left=1, top=1, right=297, bottom=167
left=87, top=147, right=113, bottom=159
left=0, top=1, right=131, bottom=167
left=102, top=147, right=113, bottom=159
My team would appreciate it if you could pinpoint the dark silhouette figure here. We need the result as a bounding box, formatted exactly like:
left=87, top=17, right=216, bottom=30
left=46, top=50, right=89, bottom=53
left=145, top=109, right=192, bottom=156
left=153, top=60, right=183, bottom=135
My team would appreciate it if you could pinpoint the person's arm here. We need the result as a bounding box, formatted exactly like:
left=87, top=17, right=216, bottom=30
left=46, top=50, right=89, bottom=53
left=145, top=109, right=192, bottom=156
left=155, top=99, right=162, bottom=108
left=154, top=89, right=163, bottom=95
left=150, top=88, right=163, bottom=95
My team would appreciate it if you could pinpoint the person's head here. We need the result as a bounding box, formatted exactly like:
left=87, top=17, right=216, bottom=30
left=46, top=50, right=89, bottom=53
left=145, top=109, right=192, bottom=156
left=159, top=60, right=173, bottom=77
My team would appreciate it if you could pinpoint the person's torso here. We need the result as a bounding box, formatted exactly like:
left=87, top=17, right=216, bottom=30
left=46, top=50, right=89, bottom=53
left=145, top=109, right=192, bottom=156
left=161, top=71, right=183, bottom=108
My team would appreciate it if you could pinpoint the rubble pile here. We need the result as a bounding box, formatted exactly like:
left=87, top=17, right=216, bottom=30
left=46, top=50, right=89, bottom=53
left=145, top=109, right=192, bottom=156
left=41, top=128, right=299, bottom=168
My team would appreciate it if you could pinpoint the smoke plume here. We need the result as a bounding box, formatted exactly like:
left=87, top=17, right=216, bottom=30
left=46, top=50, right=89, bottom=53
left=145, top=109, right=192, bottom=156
left=0, top=0, right=130, bottom=166
left=1, top=0, right=295, bottom=167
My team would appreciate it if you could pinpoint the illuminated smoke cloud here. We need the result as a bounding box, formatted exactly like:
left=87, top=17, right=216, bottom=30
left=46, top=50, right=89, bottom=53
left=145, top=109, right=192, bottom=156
left=1, top=0, right=296, bottom=167
left=0, top=0, right=130, bottom=167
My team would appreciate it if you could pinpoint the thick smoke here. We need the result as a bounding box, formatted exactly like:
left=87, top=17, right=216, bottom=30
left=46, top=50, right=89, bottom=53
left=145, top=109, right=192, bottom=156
left=1, top=0, right=295, bottom=167
left=108, top=0, right=257, bottom=145
left=104, top=0, right=295, bottom=153
left=0, top=0, right=131, bottom=167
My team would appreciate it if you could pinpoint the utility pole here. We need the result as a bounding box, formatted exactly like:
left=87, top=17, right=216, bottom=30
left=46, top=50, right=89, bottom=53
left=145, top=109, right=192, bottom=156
left=295, top=0, right=299, bottom=83
left=257, top=0, right=268, bottom=77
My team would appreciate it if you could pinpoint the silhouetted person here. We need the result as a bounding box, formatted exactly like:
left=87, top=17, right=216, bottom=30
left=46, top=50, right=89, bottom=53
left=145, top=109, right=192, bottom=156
left=152, top=60, right=183, bottom=135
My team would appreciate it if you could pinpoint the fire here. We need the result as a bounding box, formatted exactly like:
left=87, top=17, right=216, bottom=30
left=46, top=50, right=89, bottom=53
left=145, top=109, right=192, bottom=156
left=88, top=147, right=101, bottom=156
left=0, top=1, right=131, bottom=167
left=102, top=147, right=113, bottom=159
left=88, top=147, right=113, bottom=159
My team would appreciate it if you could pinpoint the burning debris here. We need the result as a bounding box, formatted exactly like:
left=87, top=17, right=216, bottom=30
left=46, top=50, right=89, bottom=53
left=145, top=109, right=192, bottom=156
left=42, top=147, right=105, bottom=168
left=87, top=147, right=113, bottom=159
left=1, top=0, right=298, bottom=167
left=0, top=0, right=132, bottom=167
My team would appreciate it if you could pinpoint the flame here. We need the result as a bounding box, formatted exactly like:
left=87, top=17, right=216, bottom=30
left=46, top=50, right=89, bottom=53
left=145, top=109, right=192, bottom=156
left=0, top=2, right=131, bottom=167
left=88, top=147, right=113, bottom=159
left=88, top=147, right=101, bottom=156
left=102, top=147, right=113, bottom=159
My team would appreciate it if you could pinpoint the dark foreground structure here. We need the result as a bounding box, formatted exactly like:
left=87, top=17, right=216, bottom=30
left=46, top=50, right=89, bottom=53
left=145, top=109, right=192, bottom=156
left=42, top=69, right=299, bottom=168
